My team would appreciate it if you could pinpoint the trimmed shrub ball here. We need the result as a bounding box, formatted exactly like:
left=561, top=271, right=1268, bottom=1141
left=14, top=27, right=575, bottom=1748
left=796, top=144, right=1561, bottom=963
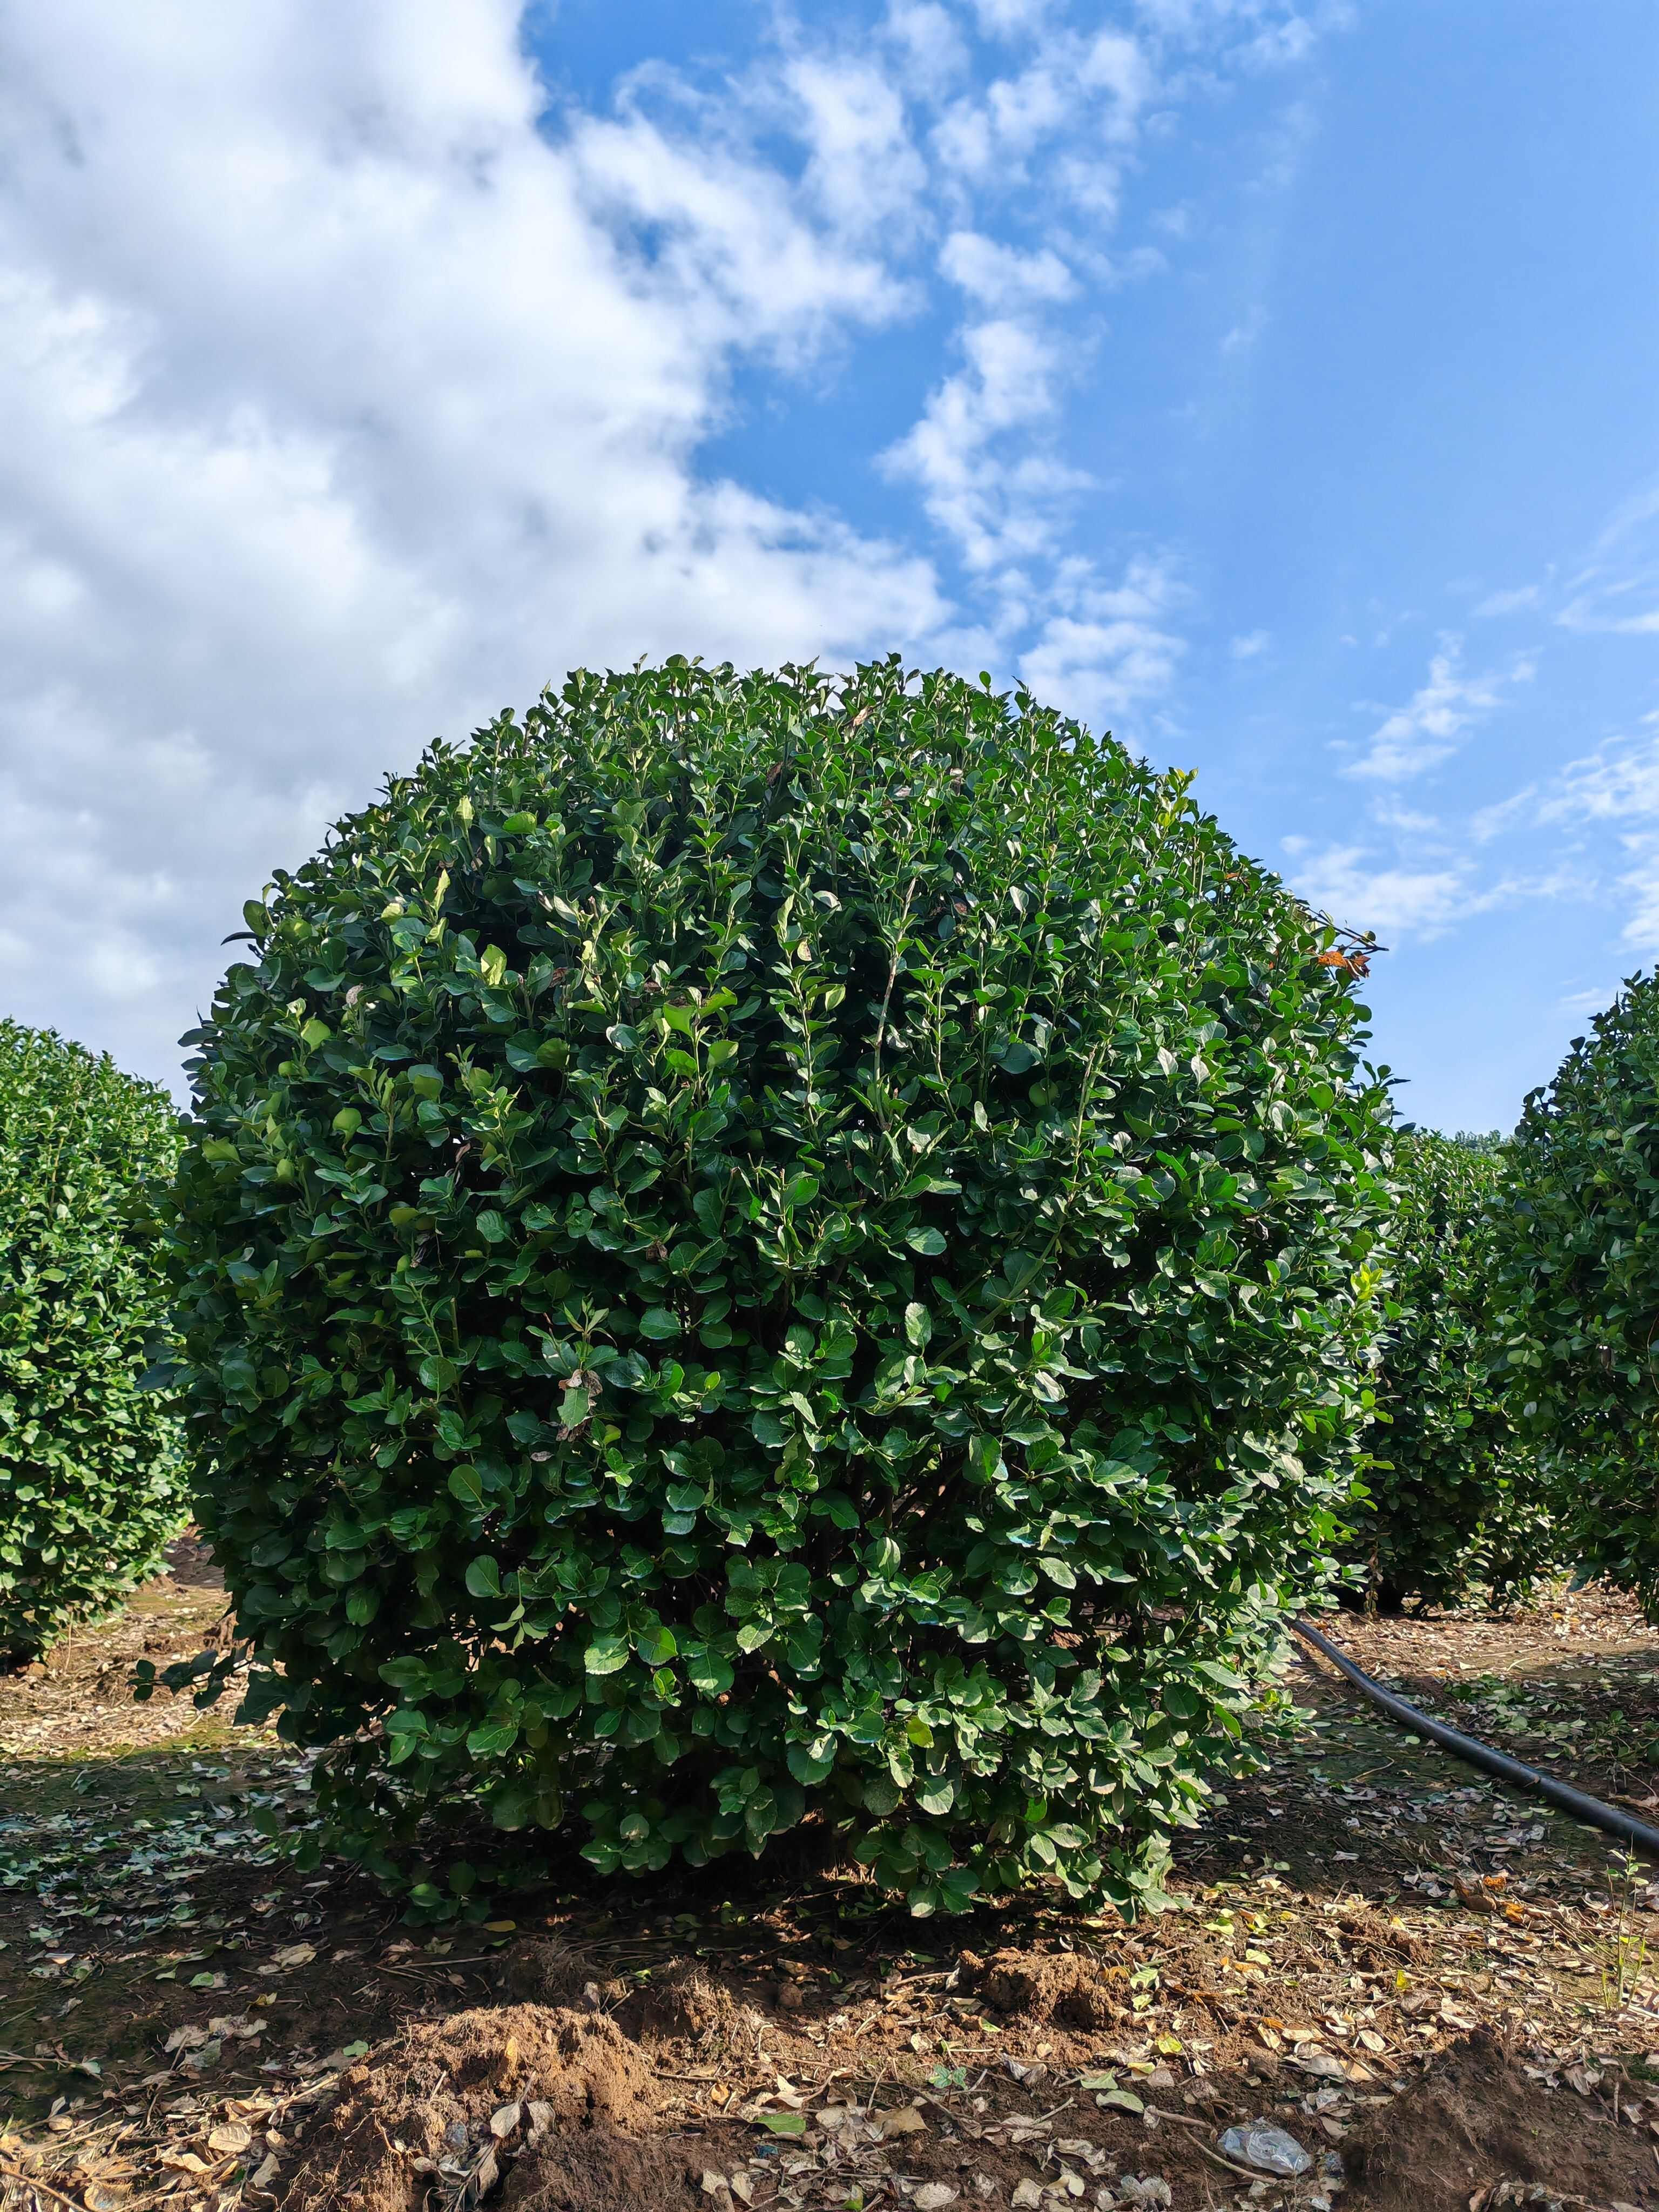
left=1495, top=972, right=1659, bottom=1617
left=1, top=1020, right=185, bottom=1660
left=1348, top=1131, right=1557, bottom=1613
left=170, top=658, right=1391, bottom=1917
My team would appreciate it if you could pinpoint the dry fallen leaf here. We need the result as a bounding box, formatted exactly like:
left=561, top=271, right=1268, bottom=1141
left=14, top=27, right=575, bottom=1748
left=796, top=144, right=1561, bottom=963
left=207, top=2122, right=252, bottom=2156
left=874, top=2105, right=928, bottom=2138
left=915, top=2188, right=959, bottom=2210
left=273, top=1943, right=316, bottom=1968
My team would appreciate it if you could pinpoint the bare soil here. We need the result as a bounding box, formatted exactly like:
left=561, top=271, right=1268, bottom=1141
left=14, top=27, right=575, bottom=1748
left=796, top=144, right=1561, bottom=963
left=3, top=1559, right=1657, bottom=2212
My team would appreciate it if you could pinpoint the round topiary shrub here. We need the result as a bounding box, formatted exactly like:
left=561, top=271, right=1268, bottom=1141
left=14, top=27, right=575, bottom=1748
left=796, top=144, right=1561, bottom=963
left=1349, top=1131, right=1557, bottom=1613
left=1495, top=973, right=1659, bottom=1616
left=170, top=658, right=1391, bottom=1917
left=0, top=1021, right=185, bottom=1661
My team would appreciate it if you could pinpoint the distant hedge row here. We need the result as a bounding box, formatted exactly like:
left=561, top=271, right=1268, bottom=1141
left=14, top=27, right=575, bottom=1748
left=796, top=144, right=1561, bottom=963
left=0, top=1021, right=185, bottom=1660
left=1494, top=973, right=1659, bottom=1617
left=1351, top=1131, right=1559, bottom=1612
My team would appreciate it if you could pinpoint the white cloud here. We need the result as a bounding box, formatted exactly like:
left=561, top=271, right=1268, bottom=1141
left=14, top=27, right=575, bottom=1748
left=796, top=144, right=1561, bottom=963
left=1344, top=638, right=1533, bottom=782
left=1220, top=304, right=1267, bottom=356
left=1532, top=732, right=1659, bottom=950
left=1560, top=585, right=1659, bottom=637
left=931, top=25, right=1151, bottom=183
left=1557, top=481, right=1659, bottom=636
left=1556, top=982, right=1615, bottom=1017
left=1472, top=582, right=1541, bottom=618
left=1017, top=554, right=1186, bottom=729
left=785, top=56, right=929, bottom=243
left=1229, top=627, right=1270, bottom=659
left=940, top=229, right=1076, bottom=306
left=1289, top=845, right=1479, bottom=938
left=0, top=0, right=1352, bottom=1082
left=1537, top=732, right=1659, bottom=827
left=1287, top=843, right=1576, bottom=943
left=0, top=0, right=950, bottom=1082
left=1470, top=784, right=1539, bottom=844
left=884, top=2, right=972, bottom=90
left=881, top=318, right=1083, bottom=569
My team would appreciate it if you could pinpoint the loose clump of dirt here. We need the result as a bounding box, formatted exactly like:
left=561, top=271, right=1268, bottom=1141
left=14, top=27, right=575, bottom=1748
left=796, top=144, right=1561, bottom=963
left=1343, top=2032, right=1657, bottom=2211
left=505, top=1941, right=747, bottom=2050
left=280, top=2002, right=719, bottom=2212
left=958, top=1943, right=1128, bottom=2028
left=615, top=1959, right=745, bottom=2048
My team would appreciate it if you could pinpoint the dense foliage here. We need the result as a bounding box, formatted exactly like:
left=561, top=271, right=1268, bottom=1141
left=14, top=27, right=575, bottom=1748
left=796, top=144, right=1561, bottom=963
left=168, top=657, right=1390, bottom=1918
left=1496, top=973, right=1659, bottom=1616
left=0, top=1022, right=185, bottom=1660
left=1351, top=1131, right=1556, bottom=1611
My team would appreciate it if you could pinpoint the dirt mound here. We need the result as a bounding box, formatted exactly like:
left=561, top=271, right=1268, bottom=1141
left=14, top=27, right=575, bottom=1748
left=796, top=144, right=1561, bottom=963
left=505, top=1940, right=748, bottom=2052
left=500, top=1937, right=617, bottom=2012
left=1327, top=1897, right=1424, bottom=1968
left=279, top=2001, right=714, bottom=2212
left=615, top=1959, right=743, bottom=2046
left=1343, top=2033, right=1656, bottom=2211
left=957, top=1945, right=1127, bottom=2028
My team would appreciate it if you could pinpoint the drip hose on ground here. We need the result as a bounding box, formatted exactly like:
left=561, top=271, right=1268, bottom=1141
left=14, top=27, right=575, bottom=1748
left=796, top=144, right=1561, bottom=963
left=1290, top=1615, right=1659, bottom=1863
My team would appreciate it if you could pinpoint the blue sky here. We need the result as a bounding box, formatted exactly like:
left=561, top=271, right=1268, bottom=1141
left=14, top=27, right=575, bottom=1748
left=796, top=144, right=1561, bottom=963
left=1, top=1, right=1655, bottom=1129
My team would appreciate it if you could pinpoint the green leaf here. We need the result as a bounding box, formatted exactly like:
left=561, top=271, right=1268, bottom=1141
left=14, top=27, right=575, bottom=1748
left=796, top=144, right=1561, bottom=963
left=787, top=1742, right=836, bottom=1785
left=447, top=1465, right=485, bottom=1508
left=906, top=1227, right=947, bottom=1256
left=584, top=1635, right=630, bottom=1676
left=685, top=1648, right=734, bottom=1696
left=465, top=1556, right=501, bottom=1599
left=638, top=1306, right=683, bottom=1340
left=753, top=2112, right=807, bottom=2137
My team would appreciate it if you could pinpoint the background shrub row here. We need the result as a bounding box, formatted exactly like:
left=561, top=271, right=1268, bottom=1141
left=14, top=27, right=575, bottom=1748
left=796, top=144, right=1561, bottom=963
left=0, top=1020, right=184, bottom=1660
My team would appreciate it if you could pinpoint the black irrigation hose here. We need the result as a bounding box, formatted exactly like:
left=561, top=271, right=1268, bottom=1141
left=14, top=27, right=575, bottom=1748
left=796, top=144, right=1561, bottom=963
left=1291, top=1615, right=1659, bottom=1863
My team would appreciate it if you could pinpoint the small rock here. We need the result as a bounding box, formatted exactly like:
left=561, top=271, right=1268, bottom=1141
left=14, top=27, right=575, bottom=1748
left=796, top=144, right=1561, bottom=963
left=1219, top=2122, right=1312, bottom=2178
